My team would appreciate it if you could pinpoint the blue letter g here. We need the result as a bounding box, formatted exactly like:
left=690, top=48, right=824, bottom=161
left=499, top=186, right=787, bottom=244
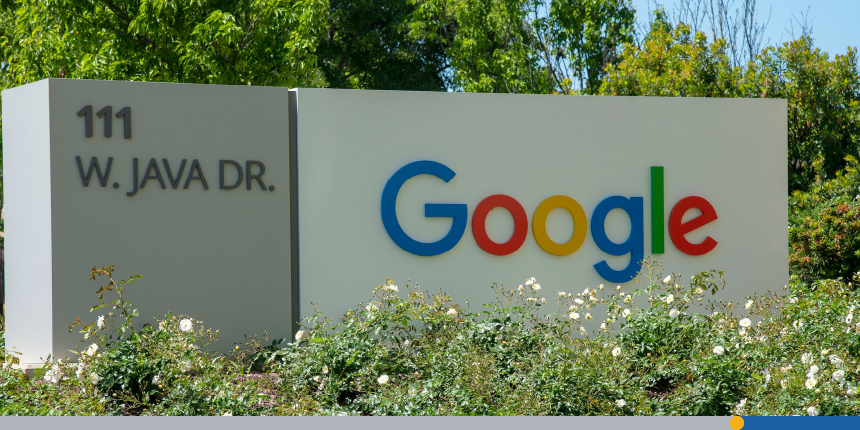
left=381, top=160, right=467, bottom=256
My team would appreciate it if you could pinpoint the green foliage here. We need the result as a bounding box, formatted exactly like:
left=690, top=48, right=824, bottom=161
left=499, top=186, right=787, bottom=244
left=318, top=0, right=449, bottom=91
left=789, top=156, right=860, bottom=284
left=599, top=11, right=740, bottom=97
left=3, top=264, right=860, bottom=415
left=408, top=0, right=634, bottom=94
left=0, top=0, right=328, bottom=87
left=745, top=39, right=860, bottom=192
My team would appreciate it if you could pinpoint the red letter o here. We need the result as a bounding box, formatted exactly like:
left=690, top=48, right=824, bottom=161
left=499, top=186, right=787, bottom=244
left=472, top=195, right=528, bottom=256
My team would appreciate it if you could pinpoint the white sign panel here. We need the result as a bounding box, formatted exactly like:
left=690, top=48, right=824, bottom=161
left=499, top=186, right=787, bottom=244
left=295, top=89, right=787, bottom=320
left=3, top=79, right=294, bottom=365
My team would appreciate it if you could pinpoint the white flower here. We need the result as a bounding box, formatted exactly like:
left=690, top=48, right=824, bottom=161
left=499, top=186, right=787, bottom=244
left=739, top=318, right=751, bottom=328
left=312, top=375, right=321, bottom=383
left=847, top=313, right=854, bottom=324
left=789, top=297, right=798, bottom=304
left=793, top=319, right=804, bottom=330
left=781, top=364, right=793, bottom=372
left=665, top=294, right=674, bottom=304
left=97, top=315, right=106, bottom=329
left=585, top=313, right=593, bottom=321
left=616, top=285, right=621, bottom=291
left=365, top=302, right=380, bottom=312
left=669, top=309, right=680, bottom=318
left=662, top=275, right=672, bottom=284
left=180, top=361, right=192, bottom=373
left=830, top=355, right=845, bottom=369
left=83, top=333, right=90, bottom=340
left=765, top=373, right=772, bottom=384
left=44, top=364, right=61, bottom=384
left=568, top=305, right=578, bottom=311
left=579, top=327, right=587, bottom=335
left=807, top=406, right=819, bottom=416
left=518, top=285, right=524, bottom=292
left=615, top=399, right=626, bottom=408
left=525, top=277, right=535, bottom=286
left=558, top=292, right=566, bottom=297
left=745, top=300, right=754, bottom=310
left=801, top=352, right=813, bottom=364
left=222, top=411, right=233, bottom=416
left=600, top=323, right=607, bottom=330
left=738, top=328, right=747, bottom=336
left=153, top=375, right=161, bottom=385
left=532, top=283, right=541, bottom=291
left=179, top=318, right=193, bottom=333
left=848, top=387, right=858, bottom=396
left=833, top=370, right=845, bottom=382
left=89, top=372, right=101, bottom=384
left=295, top=330, right=308, bottom=342
left=583, top=287, right=591, bottom=295
left=713, top=346, right=725, bottom=355
left=589, top=296, right=598, bottom=303
left=570, top=312, right=580, bottom=320
left=85, top=343, right=99, bottom=357
left=612, top=347, right=621, bottom=357
left=322, top=365, right=329, bottom=374
left=527, top=297, right=537, bottom=302
left=807, top=365, right=819, bottom=377
left=599, top=284, right=604, bottom=290
left=805, top=377, right=817, bottom=390
left=575, top=298, right=584, bottom=305
left=377, top=374, right=389, bottom=385
left=734, top=398, right=747, bottom=414
left=622, top=309, right=631, bottom=317
left=780, top=379, right=788, bottom=389
left=76, top=364, right=85, bottom=382
left=447, top=307, right=458, bottom=316
left=541, top=297, right=547, bottom=304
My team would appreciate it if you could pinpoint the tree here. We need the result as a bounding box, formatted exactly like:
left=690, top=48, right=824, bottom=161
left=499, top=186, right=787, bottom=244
left=744, top=39, right=860, bottom=191
left=0, top=0, right=328, bottom=87
left=318, top=0, right=450, bottom=91
left=599, top=10, right=740, bottom=98
left=408, top=0, right=635, bottom=94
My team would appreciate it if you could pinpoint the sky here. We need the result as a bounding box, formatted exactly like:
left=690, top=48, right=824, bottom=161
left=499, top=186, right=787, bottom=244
left=631, top=0, right=860, bottom=57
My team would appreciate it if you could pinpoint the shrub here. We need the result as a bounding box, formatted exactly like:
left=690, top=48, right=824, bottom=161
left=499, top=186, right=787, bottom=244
left=3, top=263, right=860, bottom=415
left=790, top=156, right=860, bottom=284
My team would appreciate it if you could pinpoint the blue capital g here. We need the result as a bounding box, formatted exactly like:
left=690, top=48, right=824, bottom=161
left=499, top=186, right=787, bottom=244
left=381, top=160, right=467, bottom=256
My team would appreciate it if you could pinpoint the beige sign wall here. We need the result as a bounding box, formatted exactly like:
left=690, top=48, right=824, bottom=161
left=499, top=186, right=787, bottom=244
left=3, top=79, right=293, bottom=364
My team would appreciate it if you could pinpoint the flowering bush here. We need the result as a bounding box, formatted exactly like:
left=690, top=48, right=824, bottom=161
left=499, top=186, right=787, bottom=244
left=790, top=156, right=860, bottom=285
left=3, top=265, right=860, bottom=415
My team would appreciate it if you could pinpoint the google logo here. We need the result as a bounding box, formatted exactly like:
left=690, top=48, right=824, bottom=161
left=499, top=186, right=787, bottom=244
left=381, top=160, right=718, bottom=283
